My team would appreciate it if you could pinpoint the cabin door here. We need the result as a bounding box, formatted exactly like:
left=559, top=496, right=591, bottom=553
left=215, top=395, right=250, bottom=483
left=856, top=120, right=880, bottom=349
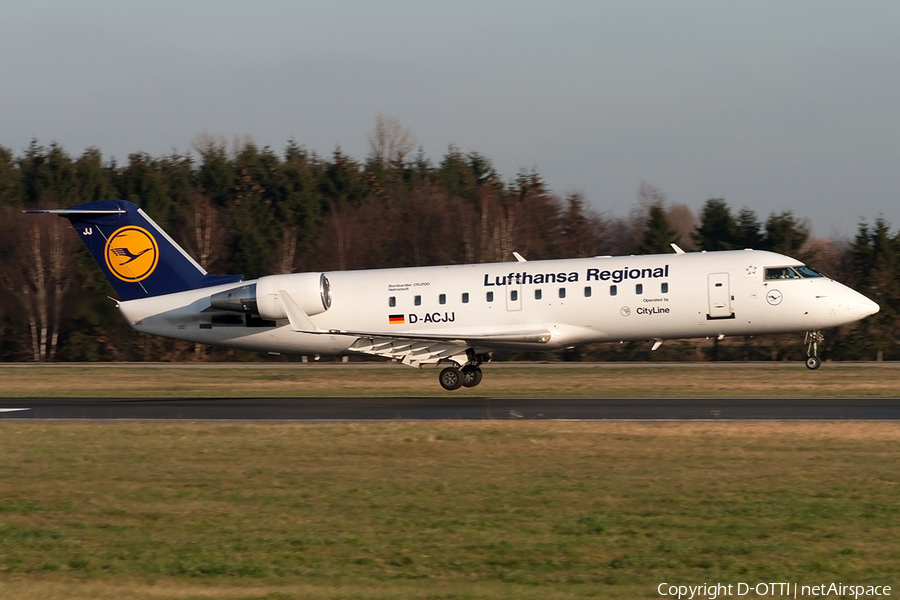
left=707, top=273, right=733, bottom=319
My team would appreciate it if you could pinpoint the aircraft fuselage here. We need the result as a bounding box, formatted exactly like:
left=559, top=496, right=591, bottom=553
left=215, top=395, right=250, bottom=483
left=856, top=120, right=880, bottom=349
left=118, top=249, right=877, bottom=357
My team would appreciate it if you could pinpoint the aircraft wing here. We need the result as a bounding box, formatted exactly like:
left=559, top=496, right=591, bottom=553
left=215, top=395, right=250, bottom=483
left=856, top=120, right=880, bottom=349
left=345, top=329, right=550, bottom=367
left=277, top=288, right=550, bottom=366
left=348, top=337, right=469, bottom=367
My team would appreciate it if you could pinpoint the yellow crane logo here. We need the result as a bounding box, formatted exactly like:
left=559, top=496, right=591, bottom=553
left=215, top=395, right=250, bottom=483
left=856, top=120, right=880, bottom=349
left=104, top=226, right=159, bottom=282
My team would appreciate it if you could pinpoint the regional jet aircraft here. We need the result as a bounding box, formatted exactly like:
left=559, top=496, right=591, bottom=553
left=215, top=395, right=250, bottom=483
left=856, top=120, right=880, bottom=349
left=28, top=201, right=879, bottom=390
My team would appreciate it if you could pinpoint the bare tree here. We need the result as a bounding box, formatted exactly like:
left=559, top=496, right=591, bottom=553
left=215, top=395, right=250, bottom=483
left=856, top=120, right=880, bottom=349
left=666, top=203, right=697, bottom=250
left=278, top=225, right=299, bottom=274
left=182, top=191, right=226, bottom=271
left=367, top=114, right=416, bottom=166
left=458, top=200, right=478, bottom=264
left=191, top=133, right=229, bottom=158
left=1, top=210, right=76, bottom=361
left=327, top=201, right=352, bottom=271
left=637, top=181, right=666, bottom=215
left=478, top=191, right=518, bottom=263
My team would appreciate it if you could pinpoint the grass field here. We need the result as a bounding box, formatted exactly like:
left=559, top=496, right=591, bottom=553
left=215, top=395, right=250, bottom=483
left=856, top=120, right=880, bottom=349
left=1, top=421, right=899, bottom=599
left=2, top=362, right=900, bottom=397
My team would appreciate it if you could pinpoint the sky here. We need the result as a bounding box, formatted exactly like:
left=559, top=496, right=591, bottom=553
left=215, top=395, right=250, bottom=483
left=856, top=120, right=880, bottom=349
left=2, top=1, right=898, bottom=239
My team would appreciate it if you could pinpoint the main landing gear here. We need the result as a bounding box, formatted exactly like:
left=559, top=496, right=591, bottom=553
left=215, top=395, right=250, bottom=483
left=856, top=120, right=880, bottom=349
left=438, top=351, right=490, bottom=391
left=805, top=330, right=824, bottom=370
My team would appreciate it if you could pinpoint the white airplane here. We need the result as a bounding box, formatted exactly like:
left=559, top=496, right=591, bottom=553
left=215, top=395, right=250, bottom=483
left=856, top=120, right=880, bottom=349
left=28, top=200, right=879, bottom=390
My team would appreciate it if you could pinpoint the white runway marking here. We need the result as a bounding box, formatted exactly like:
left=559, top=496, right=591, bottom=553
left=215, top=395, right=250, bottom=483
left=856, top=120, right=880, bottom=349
left=0, top=408, right=30, bottom=413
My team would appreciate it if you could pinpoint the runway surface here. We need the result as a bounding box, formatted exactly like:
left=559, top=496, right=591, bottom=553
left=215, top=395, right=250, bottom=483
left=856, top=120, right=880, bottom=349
left=2, top=397, right=900, bottom=420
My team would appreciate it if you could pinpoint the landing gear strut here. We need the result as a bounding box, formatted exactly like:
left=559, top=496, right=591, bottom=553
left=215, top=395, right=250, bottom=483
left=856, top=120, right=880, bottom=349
left=805, top=330, right=824, bottom=370
left=438, top=350, right=489, bottom=390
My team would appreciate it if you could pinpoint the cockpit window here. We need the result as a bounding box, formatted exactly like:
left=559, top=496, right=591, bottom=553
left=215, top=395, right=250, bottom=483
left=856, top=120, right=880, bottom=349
left=764, top=267, right=801, bottom=280
left=794, top=265, right=824, bottom=278
left=765, top=266, right=824, bottom=280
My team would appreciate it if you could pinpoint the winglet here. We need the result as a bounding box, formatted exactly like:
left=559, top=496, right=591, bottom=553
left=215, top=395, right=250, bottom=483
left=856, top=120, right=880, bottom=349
left=512, top=252, right=527, bottom=263
left=670, top=243, right=685, bottom=254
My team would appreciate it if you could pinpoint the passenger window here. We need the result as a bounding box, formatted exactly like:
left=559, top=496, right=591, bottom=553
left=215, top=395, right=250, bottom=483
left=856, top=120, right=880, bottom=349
left=486, top=291, right=494, bottom=302
left=610, top=285, right=617, bottom=296
left=559, top=287, right=566, bottom=299
left=661, top=282, right=668, bottom=294
left=462, top=292, right=469, bottom=304
left=439, top=293, right=446, bottom=305
left=636, top=284, right=643, bottom=294
left=389, top=296, right=396, bottom=308
left=510, top=290, right=518, bottom=302
left=414, top=295, right=421, bottom=306
left=535, top=289, right=542, bottom=300
left=584, top=286, right=592, bottom=298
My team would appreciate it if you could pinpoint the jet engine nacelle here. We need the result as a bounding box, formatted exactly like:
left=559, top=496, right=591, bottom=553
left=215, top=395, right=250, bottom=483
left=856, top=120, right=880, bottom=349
left=256, top=273, right=332, bottom=320
left=210, top=273, right=332, bottom=320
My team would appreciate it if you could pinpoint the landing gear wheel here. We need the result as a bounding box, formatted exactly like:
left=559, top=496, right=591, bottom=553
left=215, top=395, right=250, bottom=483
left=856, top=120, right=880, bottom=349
left=805, top=330, right=824, bottom=371
left=461, top=366, right=483, bottom=388
left=439, top=366, right=463, bottom=391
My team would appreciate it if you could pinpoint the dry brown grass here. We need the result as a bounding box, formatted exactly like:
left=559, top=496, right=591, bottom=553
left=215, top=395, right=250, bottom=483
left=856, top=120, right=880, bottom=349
left=1, top=363, right=899, bottom=397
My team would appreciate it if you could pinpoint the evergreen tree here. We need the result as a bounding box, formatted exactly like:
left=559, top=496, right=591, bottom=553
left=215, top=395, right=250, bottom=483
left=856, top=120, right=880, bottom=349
left=559, top=193, right=597, bottom=258
left=224, top=143, right=281, bottom=278
left=844, top=218, right=900, bottom=360
left=763, top=211, right=809, bottom=258
left=0, top=146, right=22, bottom=207
left=437, top=146, right=497, bottom=200
left=693, top=199, right=736, bottom=250
left=734, top=207, right=763, bottom=248
left=320, top=148, right=367, bottom=206
left=194, top=137, right=234, bottom=205
left=639, top=202, right=677, bottom=254
left=113, top=152, right=192, bottom=231
left=277, top=142, right=325, bottom=272
left=17, top=141, right=77, bottom=205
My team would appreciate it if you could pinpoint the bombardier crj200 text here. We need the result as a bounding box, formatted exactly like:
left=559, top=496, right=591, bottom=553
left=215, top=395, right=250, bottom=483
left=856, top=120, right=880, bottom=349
left=29, top=201, right=879, bottom=390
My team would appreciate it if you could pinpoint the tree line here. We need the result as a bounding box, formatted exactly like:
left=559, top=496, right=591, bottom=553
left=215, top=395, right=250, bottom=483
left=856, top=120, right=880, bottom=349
left=1, top=121, right=897, bottom=362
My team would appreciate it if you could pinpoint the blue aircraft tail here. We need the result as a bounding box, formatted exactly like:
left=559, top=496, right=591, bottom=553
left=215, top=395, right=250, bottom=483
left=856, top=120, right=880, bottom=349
left=26, top=200, right=243, bottom=301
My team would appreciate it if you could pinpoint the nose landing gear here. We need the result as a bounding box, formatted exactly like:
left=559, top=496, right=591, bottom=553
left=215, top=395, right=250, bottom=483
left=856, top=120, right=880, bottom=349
left=805, top=330, right=824, bottom=370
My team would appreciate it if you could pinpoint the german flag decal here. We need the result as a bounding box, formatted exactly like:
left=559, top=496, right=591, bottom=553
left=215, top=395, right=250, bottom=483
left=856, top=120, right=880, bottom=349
left=389, top=314, right=405, bottom=325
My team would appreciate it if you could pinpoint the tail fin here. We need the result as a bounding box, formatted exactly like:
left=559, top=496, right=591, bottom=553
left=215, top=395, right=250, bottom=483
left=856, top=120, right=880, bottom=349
left=25, top=200, right=243, bottom=301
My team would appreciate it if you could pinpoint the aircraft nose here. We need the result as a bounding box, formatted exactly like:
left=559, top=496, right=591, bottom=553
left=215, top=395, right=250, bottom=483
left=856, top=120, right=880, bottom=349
left=845, top=290, right=879, bottom=319
left=815, top=285, right=880, bottom=328
left=858, top=296, right=880, bottom=318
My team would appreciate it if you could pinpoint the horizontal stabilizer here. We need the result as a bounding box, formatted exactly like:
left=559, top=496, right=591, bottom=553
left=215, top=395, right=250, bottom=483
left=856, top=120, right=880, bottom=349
left=24, top=208, right=126, bottom=215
